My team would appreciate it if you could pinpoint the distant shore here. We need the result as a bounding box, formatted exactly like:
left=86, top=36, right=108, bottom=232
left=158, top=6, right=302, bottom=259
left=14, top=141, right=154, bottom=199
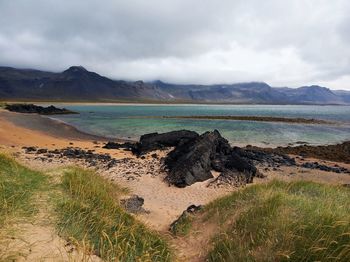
left=2, top=100, right=350, bottom=106
left=152, top=115, right=335, bottom=125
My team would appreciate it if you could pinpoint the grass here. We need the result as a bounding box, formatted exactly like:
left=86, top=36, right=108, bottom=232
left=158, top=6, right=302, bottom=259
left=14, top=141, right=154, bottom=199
left=56, top=167, right=172, bottom=261
left=0, top=155, right=172, bottom=261
left=0, top=154, right=47, bottom=225
left=2, top=153, right=350, bottom=261
left=199, top=180, right=350, bottom=261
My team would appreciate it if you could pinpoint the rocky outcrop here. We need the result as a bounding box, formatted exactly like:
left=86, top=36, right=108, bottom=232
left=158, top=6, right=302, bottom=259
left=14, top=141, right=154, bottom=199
left=5, top=104, right=77, bottom=115
left=132, top=130, right=199, bottom=155
left=163, top=130, right=262, bottom=187
left=164, top=130, right=223, bottom=187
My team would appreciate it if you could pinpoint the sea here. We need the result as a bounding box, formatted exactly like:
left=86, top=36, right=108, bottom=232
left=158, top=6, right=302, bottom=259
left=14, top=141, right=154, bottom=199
left=49, top=104, right=350, bottom=147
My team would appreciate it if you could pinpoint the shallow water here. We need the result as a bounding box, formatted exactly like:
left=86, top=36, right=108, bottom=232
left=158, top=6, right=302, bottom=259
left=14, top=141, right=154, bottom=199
left=50, top=104, right=350, bottom=147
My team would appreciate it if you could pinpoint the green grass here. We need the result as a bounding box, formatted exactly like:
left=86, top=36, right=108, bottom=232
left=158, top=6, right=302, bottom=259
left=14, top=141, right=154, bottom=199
left=56, top=167, right=172, bottom=261
left=0, top=154, right=47, bottom=225
left=202, top=180, right=350, bottom=261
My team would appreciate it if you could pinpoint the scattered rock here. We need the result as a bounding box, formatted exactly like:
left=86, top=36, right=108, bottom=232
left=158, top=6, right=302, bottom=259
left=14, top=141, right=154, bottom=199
left=301, top=162, right=350, bottom=174
left=151, top=153, right=158, bottom=159
left=23, top=146, right=37, bottom=153
left=30, top=146, right=118, bottom=169
left=36, top=148, right=48, bottom=154
left=102, top=141, right=135, bottom=150
left=120, top=195, right=148, bottom=214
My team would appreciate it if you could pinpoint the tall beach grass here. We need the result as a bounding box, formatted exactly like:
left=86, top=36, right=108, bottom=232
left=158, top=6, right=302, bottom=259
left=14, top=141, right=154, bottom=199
left=56, top=167, right=172, bottom=261
left=0, top=154, right=47, bottom=225
left=205, top=180, right=350, bottom=261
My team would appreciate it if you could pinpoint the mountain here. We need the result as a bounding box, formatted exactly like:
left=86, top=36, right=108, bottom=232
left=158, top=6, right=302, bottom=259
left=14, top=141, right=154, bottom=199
left=334, top=90, right=350, bottom=104
left=1, top=65, right=349, bottom=104
left=0, top=66, right=172, bottom=101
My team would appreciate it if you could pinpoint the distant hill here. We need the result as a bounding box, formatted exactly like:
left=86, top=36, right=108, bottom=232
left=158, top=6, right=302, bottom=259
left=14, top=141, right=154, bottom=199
left=1, top=65, right=349, bottom=104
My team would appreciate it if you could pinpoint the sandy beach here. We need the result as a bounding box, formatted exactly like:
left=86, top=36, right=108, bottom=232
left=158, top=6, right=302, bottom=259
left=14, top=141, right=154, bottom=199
left=1, top=109, right=350, bottom=232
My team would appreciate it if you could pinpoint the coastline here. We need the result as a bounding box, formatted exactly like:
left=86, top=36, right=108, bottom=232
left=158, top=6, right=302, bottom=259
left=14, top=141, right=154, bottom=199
left=1, top=108, right=350, bottom=231
left=0, top=109, right=119, bottom=142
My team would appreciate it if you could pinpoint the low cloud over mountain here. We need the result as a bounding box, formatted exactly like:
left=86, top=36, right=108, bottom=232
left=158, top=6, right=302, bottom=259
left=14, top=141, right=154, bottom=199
left=1, top=66, right=349, bottom=104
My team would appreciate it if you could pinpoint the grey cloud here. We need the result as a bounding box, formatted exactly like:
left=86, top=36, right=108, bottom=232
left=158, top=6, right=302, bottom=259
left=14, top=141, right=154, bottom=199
left=0, top=0, right=349, bottom=90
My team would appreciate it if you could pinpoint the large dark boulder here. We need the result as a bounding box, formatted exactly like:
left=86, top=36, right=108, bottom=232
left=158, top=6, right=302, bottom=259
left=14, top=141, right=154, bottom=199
left=165, top=130, right=224, bottom=187
left=164, top=129, right=264, bottom=188
left=132, top=130, right=199, bottom=155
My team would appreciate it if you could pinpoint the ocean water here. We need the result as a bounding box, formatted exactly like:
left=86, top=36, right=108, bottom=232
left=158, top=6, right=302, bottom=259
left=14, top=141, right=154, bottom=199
left=50, top=104, right=350, bottom=147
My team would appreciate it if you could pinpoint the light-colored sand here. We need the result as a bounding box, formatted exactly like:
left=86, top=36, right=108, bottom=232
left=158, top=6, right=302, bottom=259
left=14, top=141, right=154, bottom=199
left=0, top=110, right=130, bottom=159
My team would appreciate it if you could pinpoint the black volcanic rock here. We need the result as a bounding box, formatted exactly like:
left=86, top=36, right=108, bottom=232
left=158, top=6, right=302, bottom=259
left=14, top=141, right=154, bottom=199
left=132, top=130, right=199, bottom=155
left=165, top=130, right=225, bottom=187
left=120, top=195, right=146, bottom=214
left=5, top=104, right=77, bottom=115
left=103, top=141, right=135, bottom=151
left=163, top=130, right=265, bottom=187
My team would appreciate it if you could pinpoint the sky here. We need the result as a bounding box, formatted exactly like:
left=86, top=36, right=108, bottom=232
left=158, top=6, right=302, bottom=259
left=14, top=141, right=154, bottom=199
left=0, top=0, right=349, bottom=90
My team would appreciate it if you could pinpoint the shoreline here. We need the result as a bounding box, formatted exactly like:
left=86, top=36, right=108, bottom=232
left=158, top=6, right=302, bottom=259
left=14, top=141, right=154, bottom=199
left=1, top=109, right=350, bottom=232
left=0, top=109, right=122, bottom=142
left=1, top=108, right=350, bottom=148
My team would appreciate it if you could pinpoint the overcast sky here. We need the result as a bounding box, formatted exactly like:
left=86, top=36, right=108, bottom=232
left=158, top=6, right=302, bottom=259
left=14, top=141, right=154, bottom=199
left=0, top=0, right=349, bottom=90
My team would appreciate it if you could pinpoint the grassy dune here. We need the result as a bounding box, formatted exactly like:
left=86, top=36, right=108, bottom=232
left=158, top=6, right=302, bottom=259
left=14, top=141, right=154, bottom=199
left=56, top=168, right=172, bottom=261
left=0, top=154, right=47, bottom=225
left=176, top=180, right=350, bottom=261
left=0, top=155, right=171, bottom=261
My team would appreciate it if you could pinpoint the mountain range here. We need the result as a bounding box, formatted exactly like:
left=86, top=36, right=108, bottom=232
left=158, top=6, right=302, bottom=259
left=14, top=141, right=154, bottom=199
left=1, top=65, right=349, bottom=104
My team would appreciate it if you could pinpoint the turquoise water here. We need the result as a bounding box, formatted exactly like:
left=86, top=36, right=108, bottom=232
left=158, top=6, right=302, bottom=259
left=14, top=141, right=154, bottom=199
left=50, top=104, right=350, bottom=147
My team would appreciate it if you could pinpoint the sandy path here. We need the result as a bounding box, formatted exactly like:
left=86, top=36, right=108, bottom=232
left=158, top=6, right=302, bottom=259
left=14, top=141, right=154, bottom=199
left=104, top=167, right=236, bottom=231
